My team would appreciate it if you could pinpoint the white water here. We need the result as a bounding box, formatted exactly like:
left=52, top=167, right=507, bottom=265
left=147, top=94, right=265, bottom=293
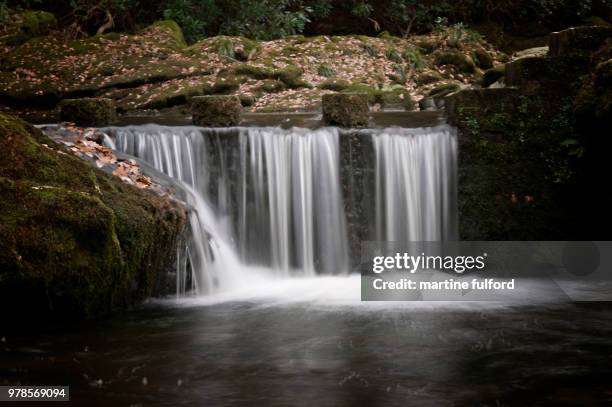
left=373, top=126, right=457, bottom=241
left=104, top=124, right=458, bottom=297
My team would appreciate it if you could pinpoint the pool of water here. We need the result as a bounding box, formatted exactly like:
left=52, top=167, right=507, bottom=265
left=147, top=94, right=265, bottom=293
left=2, top=277, right=612, bottom=406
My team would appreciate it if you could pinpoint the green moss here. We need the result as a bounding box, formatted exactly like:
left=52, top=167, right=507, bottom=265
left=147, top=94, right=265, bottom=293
left=143, top=20, right=187, bottom=48
left=211, top=76, right=241, bottom=94
left=445, top=88, right=582, bottom=239
left=402, top=47, right=425, bottom=69
left=3, top=11, right=57, bottom=46
left=318, top=78, right=350, bottom=91
left=416, top=40, right=438, bottom=55
left=414, top=71, right=442, bottom=86
left=0, top=113, right=185, bottom=323
left=317, top=64, right=336, bottom=77
left=342, top=82, right=381, bottom=104
left=322, top=93, right=369, bottom=127
left=257, top=80, right=286, bottom=93
left=471, top=47, right=493, bottom=69
left=379, top=86, right=415, bottom=110
left=234, top=64, right=274, bottom=79
left=434, top=51, right=476, bottom=73
left=192, top=95, right=242, bottom=126
left=385, top=48, right=403, bottom=63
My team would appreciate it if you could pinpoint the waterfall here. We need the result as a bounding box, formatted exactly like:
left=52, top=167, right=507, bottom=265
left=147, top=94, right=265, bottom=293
left=372, top=126, right=458, bottom=241
left=103, top=124, right=457, bottom=296
left=105, top=125, right=349, bottom=295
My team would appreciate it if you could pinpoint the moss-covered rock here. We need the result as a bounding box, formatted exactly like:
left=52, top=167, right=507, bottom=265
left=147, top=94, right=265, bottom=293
left=549, top=26, right=612, bottom=58
left=471, top=47, right=493, bottom=69
left=239, top=94, right=255, bottom=107
left=256, top=80, right=286, bottom=93
left=318, top=78, right=350, bottom=91
left=0, top=113, right=186, bottom=324
left=211, top=76, right=242, bottom=94
left=59, top=98, right=116, bottom=126
left=192, top=95, right=242, bottom=126
left=414, top=71, right=442, bottom=86
left=2, top=10, right=57, bottom=46
left=322, top=93, right=369, bottom=127
left=434, top=50, right=476, bottom=73
left=140, top=20, right=187, bottom=49
left=379, top=86, right=415, bottom=110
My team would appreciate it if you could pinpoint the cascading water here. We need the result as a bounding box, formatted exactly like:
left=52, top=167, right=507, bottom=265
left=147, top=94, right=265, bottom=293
left=372, top=126, right=458, bottom=242
left=103, top=124, right=457, bottom=296
left=105, top=125, right=350, bottom=294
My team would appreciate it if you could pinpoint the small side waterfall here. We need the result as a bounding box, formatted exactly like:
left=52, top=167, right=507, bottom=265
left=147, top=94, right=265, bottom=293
left=104, top=124, right=457, bottom=296
left=372, top=126, right=458, bottom=241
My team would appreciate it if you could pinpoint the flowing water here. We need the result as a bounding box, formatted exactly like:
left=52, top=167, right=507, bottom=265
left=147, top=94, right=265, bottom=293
left=105, top=124, right=457, bottom=295
left=3, top=124, right=610, bottom=406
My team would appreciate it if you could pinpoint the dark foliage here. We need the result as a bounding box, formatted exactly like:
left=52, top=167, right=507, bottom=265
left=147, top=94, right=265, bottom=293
left=1, top=0, right=611, bottom=42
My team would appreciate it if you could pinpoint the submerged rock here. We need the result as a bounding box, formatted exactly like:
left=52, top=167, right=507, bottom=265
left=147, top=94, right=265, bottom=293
left=0, top=113, right=186, bottom=325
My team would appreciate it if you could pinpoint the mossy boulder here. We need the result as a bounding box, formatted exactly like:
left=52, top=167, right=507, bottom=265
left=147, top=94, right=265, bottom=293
left=434, top=51, right=476, bottom=73
left=233, top=64, right=309, bottom=88
left=322, top=93, right=369, bottom=127
left=257, top=80, right=286, bottom=93
left=549, top=26, right=612, bottom=58
left=192, top=95, right=242, bottom=126
left=211, top=75, right=242, bottom=94
left=140, top=20, right=187, bottom=49
left=379, top=87, right=415, bottom=110
left=2, top=11, right=57, bottom=46
left=0, top=113, right=186, bottom=324
left=471, top=47, right=494, bottom=69
left=59, top=98, right=117, bottom=126
left=414, top=71, right=442, bottom=86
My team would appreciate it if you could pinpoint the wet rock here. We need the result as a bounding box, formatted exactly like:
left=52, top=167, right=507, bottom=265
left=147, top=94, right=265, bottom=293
left=482, top=65, right=505, bottom=88
left=322, top=93, right=369, bottom=127
left=419, top=97, right=438, bottom=111
left=192, top=95, right=242, bottom=126
left=59, top=98, right=117, bottom=127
